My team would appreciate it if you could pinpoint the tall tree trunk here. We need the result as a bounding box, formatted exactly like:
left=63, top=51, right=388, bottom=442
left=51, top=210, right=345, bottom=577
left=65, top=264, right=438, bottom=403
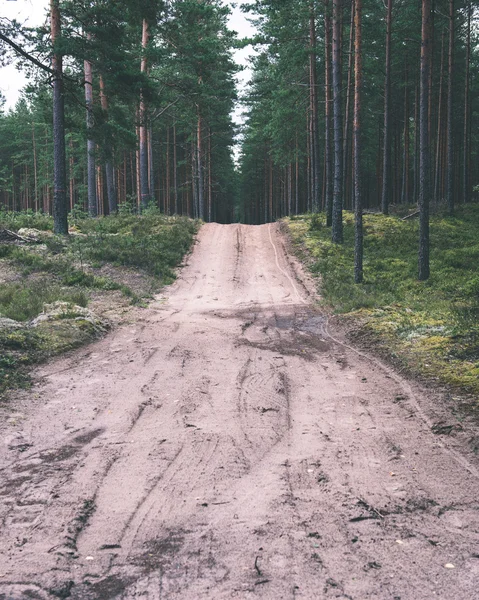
left=139, top=18, right=150, bottom=208
left=434, top=32, right=445, bottom=203
left=419, top=0, right=432, bottom=281
left=331, top=0, right=343, bottom=243
left=197, top=114, right=205, bottom=220
left=69, top=136, right=74, bottom=209
left=148, top=126, right=154, bottom=204
left=173, top=124, right=178, bottom=214
left=208, top=129, right=212, bottom=222
left=50, top=0, right=68, bottom=234
left=84, top=49, right=97, bottom=217
left=343, top=1, right=355, bottom=209
left=413, top=83, right=419, bottom=203
left=166, top=127, right=171, bottom=214
left=381, top=0, right=392, bottom=214
left=354, top=0, right=363, bottom=283
left=446, top=0, right=454, bottom=215
left=463, top=0, right=471, bottom=204
left=32, top=121, right=38, bottom=212
left=324, top=0, right=333, bottom=225
left=401, top=64, right=410, bottom=205
left=310, top=5, right=320, bottom=212
left=191, top=140, right=198, bottom=218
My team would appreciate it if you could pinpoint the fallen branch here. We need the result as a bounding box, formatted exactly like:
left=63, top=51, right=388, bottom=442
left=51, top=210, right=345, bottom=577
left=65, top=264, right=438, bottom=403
left=401, top=210, right=420, bottom=221
left=0, top=229, right=37, bottom=244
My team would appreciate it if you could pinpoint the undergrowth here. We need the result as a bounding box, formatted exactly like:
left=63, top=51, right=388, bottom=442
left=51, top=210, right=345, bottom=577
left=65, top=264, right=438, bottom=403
left=0, top=210, right=198, bottom=399
left=287, top=204, right=479, bottom=398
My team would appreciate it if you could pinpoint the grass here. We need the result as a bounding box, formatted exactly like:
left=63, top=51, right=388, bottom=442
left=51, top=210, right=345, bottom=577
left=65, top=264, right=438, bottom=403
left=0, top=210, right=199, bottom=399
left=0, top=279, right=88, bottom=322
left=286, top=204, right=479, bottom=398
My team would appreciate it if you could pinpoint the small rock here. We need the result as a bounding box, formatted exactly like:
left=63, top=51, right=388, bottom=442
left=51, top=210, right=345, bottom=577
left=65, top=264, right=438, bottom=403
left=17, top=227, right=51, bottom=241
left=0, top=317, right=25, bottom=330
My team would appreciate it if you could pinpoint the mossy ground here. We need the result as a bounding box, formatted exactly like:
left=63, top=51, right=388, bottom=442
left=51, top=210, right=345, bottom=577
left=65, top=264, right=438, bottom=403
left=0, top=209, right=199, bottom=399
left=286, top=205, right=479, bottom=400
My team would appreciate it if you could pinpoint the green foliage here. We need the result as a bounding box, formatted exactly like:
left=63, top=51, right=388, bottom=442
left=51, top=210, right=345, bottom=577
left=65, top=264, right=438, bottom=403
left=0, top=279, right=87, bottom=322
left=288, top=205, right=479, bottom=396
left=73, top=215, right=197, bottom=280
left=0, top=209, right=53, bottom=232
left=0, top=212, right=197, bottom=399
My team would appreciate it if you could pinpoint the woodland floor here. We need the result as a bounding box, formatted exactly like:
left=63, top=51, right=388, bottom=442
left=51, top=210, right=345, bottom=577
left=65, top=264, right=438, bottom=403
left=1, top=223, right=479, bottom=599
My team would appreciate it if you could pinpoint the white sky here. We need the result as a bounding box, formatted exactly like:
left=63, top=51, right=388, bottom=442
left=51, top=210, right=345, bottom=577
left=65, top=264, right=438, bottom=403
left=0, top=0, right=256, bottom=121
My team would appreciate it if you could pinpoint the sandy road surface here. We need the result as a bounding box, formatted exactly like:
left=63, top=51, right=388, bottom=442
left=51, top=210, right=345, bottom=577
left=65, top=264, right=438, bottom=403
left=1, top=223, right=479, bottom=600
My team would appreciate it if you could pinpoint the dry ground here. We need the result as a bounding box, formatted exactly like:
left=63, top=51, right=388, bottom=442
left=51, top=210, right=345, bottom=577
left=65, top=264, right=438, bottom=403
left=1, top=223, right=479, bottom=599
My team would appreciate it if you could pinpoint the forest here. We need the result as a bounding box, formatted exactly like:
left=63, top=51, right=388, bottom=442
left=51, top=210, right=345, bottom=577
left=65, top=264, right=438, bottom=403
left=0, top=0, right=478, bottom=284
left=0, top=0, right=238, bottom=228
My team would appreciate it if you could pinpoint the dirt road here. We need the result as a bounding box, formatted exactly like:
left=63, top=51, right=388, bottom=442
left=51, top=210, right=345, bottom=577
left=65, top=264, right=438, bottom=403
left=1, top=223, right=479, bottom=600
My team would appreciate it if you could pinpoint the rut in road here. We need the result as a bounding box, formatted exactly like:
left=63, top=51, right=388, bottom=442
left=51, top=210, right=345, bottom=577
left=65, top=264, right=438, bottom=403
left=1, top=223, right=479, bottom=600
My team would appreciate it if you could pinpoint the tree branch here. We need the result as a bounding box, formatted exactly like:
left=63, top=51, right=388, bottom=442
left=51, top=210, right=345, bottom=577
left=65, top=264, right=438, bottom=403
left=0, top=31, right=54, bottom=75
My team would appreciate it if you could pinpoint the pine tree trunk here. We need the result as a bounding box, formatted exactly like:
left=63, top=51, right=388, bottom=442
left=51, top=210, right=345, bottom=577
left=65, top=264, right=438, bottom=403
left=50, top=0, right=68, bottom=234
left=324, top=0, right=333, bottom=225
left=191, top=140, right=198, bottom=219
left=32, top=122, right=38, bottom=212
left=166, top=127, right=171, bottom=214
left=197, top=114, right=204, bottom=220
left=463, top=1, right=471, bottom=204
left=148, top=126, right=154, bottom=204
left=69, top=137, right=74, bottom=209
left=446, top=0, right=454, bottom=215
left=401, top=64, right=410, bottom=205
left=434, top=32, right=445, bottom=203
left=208, top=130, right=212, bottom=222
left=173, top=124, right=178, bottom=214
left=381, top=0, right=392, bottom=214
left=84, top=50, right=97, bottom=217
left=139, top=18, right=150, bottom=208
left=354, top=0, right=363, bottom=283
left=331, top=0, right=343, bottom=243
left=310, top=5, right=320, bottom=212
left=419, top=0, right=432, bottom=281
left=343, top=1, right=355, bottom=209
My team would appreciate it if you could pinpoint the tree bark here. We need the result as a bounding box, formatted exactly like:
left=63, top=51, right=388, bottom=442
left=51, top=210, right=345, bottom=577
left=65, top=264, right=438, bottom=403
left=173, top=124, right=178, bottom=214
left=331, top=0, right=343, bottom=243
left=463, top=0, right=471, bottom=204
left=139, top=18, right=150, bottom=208
left=446, top=0, right=454, bottom=215
left=354, top=0, right=363, bottom=283
left=434, top=32, right=445, bottom=203
left=381, top=0, right=392, bottom=215
left=197, top=114, right=205, bottom=220
left=419, top=0, right=432, bottom=280
left=32, top=122, right=38, bottom=212
left=401, top=64, right=410, bottom=205
left=84, top=52, right=97, bottom=217
left=309, top=5, right=320, bottom=212
left=100, top=78, right=116, bottom=215
left=324, top=0, right=333, bottom=226
left=343, top=1, right=355, bottom=210
left=50, top=0, right=68, bottom=234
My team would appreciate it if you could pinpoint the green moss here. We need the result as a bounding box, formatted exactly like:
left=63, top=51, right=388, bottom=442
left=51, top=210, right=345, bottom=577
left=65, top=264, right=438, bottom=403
left=286, top=205, right=479, bottom=398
